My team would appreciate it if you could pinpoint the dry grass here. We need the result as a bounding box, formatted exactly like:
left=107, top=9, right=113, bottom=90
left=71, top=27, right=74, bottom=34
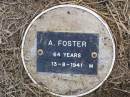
left=0, top=0, right=130, bottom=97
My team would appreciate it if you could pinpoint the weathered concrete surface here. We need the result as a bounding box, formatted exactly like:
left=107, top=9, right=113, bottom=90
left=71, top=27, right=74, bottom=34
left=22, top=5, right=115, bottom=96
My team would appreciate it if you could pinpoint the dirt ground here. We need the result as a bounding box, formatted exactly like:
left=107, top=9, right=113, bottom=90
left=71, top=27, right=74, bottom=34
left=0, top=0, right=130, bottom=97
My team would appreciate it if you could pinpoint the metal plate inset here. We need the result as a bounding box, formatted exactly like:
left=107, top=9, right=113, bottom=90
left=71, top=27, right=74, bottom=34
left=37, top=32, right=99, bottom=74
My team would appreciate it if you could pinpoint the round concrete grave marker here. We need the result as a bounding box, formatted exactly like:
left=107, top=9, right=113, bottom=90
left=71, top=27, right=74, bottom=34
left=21, top=5, right=115, bottom=97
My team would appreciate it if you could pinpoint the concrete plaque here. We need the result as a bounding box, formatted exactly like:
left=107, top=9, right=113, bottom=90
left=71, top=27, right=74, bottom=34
left=21, top=5, right=115, bottom=97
